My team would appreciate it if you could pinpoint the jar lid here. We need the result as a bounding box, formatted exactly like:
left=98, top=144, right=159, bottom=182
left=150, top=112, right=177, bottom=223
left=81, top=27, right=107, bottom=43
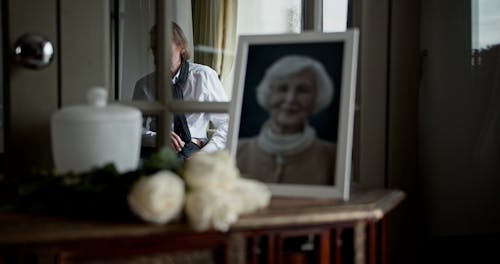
left=52, top=87, right=142, bottom=123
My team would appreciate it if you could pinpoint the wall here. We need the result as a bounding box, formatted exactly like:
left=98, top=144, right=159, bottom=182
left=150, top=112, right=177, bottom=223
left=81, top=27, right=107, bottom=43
left=60, top=0, right=110, bottom=106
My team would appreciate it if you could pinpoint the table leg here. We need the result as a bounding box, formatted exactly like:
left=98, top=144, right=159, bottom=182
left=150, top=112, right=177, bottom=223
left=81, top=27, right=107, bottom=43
left=267, top=233, right=276, bottom=264
left=318, top=229, right=331, bottom=264
left=380, top=218, right=388, bottom=264
left=333, top=228, right=343, bottom=264
left=368, top=221, right=377, bottom=264
left=354, top=221, right=367, bottom=264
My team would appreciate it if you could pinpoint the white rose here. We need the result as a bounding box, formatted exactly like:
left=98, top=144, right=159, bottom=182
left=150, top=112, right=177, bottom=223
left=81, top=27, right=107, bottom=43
left=183, top=151, right=240, bottom=190
left=127, top=170, right=185, bottom=224
left=229, top=178, right=272, bottom=215
left=185, top=188, right=239, bottom=232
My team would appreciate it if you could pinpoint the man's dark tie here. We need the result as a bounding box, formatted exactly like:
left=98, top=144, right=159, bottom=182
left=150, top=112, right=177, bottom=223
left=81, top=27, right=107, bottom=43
left=172, top=60, right=191, bottom=143
left=172, top=60, right=201, bottom=159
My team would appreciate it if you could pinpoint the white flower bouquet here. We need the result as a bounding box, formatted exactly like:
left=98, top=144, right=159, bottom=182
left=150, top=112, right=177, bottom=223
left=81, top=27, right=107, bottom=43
left=127, top=150, right=271, bottom=231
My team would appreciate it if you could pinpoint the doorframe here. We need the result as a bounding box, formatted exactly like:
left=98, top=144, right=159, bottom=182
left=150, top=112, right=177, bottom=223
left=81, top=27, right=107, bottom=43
left=352, top=0, right=421, bottom=262
left=351, top=0, right=390, bottom=187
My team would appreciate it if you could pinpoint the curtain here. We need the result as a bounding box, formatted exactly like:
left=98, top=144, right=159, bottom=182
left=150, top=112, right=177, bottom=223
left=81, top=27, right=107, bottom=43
left=191, top=0, right=238, bottom=84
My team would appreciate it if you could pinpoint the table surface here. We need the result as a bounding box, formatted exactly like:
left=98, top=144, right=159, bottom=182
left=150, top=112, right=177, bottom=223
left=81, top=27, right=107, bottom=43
left=0, top=187, right=405, bottom=246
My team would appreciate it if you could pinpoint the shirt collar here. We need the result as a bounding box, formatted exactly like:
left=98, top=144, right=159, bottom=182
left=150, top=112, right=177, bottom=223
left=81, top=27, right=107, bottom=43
left=172, top=69, right=181, bottom=84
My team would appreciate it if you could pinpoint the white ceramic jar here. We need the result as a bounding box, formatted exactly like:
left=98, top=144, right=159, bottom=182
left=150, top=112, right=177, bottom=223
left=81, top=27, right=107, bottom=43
left=51, top=87, right=143, bottom=174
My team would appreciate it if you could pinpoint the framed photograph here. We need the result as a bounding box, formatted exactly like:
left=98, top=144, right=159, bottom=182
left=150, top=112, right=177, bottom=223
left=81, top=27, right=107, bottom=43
left=227, top=30, right=359, bottom=200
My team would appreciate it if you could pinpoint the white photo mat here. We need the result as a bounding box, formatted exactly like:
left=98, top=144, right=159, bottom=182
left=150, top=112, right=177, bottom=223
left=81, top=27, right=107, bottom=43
left=227, top=30, right=359, bottom=200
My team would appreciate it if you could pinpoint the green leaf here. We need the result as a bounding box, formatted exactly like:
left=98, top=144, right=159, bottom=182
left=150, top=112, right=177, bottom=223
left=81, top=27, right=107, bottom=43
left=142, top=146, right=183, bottom=173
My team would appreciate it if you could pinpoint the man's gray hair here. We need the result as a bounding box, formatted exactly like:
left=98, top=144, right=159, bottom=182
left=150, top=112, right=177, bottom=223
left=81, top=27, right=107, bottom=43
left=256, top=55, right=334, bottom=113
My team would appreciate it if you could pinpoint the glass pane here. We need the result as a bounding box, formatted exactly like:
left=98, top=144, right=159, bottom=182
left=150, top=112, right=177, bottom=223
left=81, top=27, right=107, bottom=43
left=237, top=0, right=302, bottom=35
left=471, top=0, right=500, bottom=50
left=323, top=0, right=348, bottom=32
left=227, top=0, right=302, bottom=93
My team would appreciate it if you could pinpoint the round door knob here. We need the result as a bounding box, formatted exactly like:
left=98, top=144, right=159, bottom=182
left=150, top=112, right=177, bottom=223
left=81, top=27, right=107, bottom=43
left=13, top=33, right=54, bottom=70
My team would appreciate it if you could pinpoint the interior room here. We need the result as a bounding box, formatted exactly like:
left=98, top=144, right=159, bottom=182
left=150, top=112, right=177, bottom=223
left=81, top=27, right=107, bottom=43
left=1, top=0, right=499, bottom=263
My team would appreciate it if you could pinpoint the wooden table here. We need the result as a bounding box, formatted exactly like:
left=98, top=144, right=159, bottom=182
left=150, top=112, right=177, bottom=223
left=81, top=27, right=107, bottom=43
left=0, top=187, right=404, bottom=264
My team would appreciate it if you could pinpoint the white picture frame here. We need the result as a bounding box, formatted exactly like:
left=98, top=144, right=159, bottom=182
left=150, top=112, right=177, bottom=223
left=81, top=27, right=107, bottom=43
left=227, top=29, right=359, bottom=200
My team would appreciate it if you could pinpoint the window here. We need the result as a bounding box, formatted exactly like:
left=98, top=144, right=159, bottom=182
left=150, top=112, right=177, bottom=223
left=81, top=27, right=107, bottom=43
left=115, top=0, right=350, bottom=101
left=471, top=0, right=500, bottom=50
left=471, top=0, right=500, bottom=66
left=111, top=0, right=351, bottom=155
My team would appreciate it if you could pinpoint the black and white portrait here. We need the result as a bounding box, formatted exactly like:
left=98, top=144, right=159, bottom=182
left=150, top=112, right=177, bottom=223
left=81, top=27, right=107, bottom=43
left=229, top=31, right=358, bottom=199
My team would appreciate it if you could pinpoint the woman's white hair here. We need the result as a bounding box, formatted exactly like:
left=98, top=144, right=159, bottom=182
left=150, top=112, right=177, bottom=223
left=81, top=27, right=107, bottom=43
left=256, top=55, right=334, bottom=113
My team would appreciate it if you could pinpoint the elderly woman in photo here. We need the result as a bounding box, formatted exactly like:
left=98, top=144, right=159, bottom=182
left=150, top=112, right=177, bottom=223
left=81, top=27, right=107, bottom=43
left=237, top=55, right=336, bottom=185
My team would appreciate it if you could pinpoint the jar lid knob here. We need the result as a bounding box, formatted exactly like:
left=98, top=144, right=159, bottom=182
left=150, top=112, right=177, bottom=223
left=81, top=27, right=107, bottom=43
left=87, top=86, right=108, bottom=107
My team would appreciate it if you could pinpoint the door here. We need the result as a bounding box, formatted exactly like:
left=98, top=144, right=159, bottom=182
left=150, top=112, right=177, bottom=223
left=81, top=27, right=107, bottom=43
left=4, top=0, right=110, bottom=172
left=5, top=0, right=59, bottom=171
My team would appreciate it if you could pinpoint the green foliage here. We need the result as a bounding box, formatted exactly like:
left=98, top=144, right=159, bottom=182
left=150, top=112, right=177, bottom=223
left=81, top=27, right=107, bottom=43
left=0, top=147, right=184, bottom=219
left=142, top=146, right=183, bottom=174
